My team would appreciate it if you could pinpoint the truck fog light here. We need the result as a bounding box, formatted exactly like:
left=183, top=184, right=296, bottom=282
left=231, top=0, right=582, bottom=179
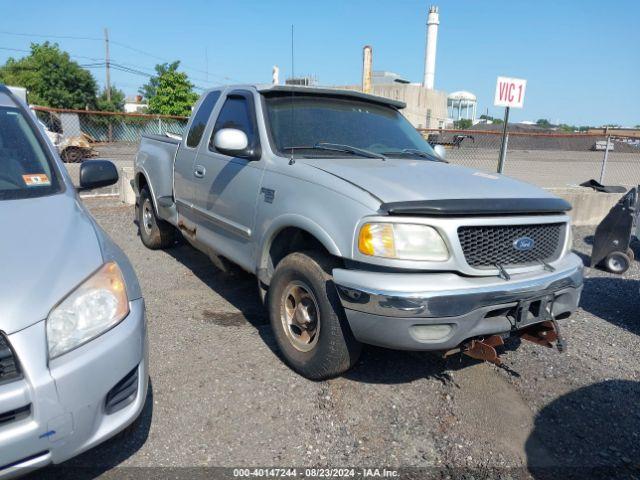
left=410, top=324, right=453, bottom=341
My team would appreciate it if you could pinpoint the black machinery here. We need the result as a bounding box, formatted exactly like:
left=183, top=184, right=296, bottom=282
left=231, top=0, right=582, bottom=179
left=591, top=186, right=639, bottom=274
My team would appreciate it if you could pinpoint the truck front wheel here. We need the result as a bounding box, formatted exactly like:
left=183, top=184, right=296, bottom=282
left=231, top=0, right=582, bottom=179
left=137, top=187, right=175, bottom=249
left=267, top=251, right=362, bottom=380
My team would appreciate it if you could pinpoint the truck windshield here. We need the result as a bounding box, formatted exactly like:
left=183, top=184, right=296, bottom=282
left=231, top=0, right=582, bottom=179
left=264, top=94, right=439, bottom=160
left=0, top=106, right=62, bottom=200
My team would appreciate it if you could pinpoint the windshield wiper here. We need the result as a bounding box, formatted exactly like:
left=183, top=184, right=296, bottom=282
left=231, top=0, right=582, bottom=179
left=283, top=143, right=386, bottom=160
left=383, top=149, right=446, bottom=162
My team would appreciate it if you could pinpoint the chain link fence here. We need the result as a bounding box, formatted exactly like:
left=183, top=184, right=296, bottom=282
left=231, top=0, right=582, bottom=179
left=420, top=129, right=640, bottom=188
left=31, top=106, right=188, bottom=162
left=29, top=106, right=640, bottom=192
left=30, top=106, right=188, bottom=195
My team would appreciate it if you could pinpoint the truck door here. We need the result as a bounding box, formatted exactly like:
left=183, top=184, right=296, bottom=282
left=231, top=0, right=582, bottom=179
left=174, top=90, right=221, bottom=216
left=190, top=90, right=264, bottom=270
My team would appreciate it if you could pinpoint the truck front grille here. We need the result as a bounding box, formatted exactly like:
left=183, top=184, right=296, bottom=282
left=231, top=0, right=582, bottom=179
left=458, top=223, right=565, bottom=269
left=0, top=334, right=21, bottom=385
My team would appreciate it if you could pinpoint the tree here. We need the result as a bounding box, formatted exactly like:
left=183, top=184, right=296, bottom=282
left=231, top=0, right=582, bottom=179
left=139, top=61, right=179, bottom=100
left=453, top=118, right=473, bottom=129
left=96, top=85, right=126, bottom=112
left=536, top=118, right=552, bottom=128
left=142, top=61, right=198, bottom=116
left=0, top=42, right=97, bottom=109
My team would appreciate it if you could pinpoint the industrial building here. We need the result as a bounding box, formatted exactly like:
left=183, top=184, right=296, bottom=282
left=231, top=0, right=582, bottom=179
left=271, top=5, right=476, bottom=129
left=353, top=6, right=476, bottom=129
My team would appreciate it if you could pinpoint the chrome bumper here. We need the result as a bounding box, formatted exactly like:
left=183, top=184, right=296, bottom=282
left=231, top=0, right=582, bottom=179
left=333, top=253, right=583, bottom=350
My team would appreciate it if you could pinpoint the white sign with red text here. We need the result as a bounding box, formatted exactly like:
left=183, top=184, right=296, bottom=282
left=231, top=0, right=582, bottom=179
left=494, top=76, right=527, bottom=109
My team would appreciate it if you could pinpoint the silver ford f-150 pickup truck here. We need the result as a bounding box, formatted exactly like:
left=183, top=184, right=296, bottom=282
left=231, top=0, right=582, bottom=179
left=134, top=84, right=583, bottom=379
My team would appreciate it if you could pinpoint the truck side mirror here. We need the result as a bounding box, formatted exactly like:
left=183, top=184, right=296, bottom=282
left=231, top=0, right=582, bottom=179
left=78, top=159, right=119, bottom=191
left=433, top=144, right=446, bottom=161
left=213, top=128, right=250, bottom=156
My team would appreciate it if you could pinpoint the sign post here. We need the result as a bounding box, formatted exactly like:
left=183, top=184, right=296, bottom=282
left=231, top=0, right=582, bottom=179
left=494, top=76, right=527, bottom=173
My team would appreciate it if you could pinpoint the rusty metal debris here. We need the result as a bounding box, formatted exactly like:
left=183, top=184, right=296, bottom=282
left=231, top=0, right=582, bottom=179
left=59, top=133, right=97, bottom=163
left=462, top=335, right=504, bottom=365
left=519, top=320, right=559, bottom=349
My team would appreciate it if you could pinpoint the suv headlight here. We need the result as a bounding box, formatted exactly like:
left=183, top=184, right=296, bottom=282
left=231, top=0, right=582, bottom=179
left=47, top=262, right=129, bottom=359
left=358, top=223, right=449, bottom=261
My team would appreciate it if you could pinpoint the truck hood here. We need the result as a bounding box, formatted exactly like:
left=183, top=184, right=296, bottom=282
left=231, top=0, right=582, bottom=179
left=300, top=157, right=557, bottom=204
left=0, top=193, right=104, bottom=335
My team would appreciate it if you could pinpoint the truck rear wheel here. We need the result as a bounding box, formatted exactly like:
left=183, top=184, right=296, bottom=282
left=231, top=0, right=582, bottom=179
left=267, top=251, right=362, bottom=380
left=137, top=187, right=175, bottom=249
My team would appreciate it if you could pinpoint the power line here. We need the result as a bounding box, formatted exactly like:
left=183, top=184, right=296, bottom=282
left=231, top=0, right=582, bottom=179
left=0, top=30, right=102, bottom=41
left=0, top=46, right=103, bottom=62
left=0, top=29, right=241, bottom=83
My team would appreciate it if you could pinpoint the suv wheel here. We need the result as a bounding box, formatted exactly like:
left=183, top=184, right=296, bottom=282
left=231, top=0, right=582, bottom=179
left=267, top=251, right=362, bottom=380
left=137, top=187, right=175, bottom=249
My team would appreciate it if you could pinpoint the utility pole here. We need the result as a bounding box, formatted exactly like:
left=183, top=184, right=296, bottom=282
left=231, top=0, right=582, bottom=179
left=104, top=28, right=112, bottom=141
left=104, top=28, right=111, bottom=102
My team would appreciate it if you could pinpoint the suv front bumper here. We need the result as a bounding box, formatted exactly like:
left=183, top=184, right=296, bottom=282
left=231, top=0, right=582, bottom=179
left=333, top=253, right=583, bottom=351
left=0, top=298, right=148, bottom=478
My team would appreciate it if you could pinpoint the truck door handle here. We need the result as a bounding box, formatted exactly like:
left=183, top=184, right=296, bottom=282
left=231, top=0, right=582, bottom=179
left=193, top=165, right=206, bottom=178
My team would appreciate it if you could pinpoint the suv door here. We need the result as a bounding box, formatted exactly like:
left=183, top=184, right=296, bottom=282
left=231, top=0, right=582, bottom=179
left=174, top=90, right=221, bottom=215
left=190, top=90, right=264, bottom=269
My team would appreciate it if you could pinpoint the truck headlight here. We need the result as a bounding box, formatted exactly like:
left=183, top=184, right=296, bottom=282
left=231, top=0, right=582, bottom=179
left=358, top=223, right=449, bottom=261
left=47, top=262, right=129, bottom=359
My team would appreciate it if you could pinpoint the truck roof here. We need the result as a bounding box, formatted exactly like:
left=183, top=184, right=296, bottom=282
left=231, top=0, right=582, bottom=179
left=205, top=84, right=406, bottom=110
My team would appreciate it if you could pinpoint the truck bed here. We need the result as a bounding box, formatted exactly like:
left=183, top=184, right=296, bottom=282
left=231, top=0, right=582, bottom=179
left=135, top=134, right=181, bottom=224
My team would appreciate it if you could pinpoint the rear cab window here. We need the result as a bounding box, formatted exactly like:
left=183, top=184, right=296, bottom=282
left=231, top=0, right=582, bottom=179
left=0, top=103, right=62, bottom=200
left=186, top=91, right=221, bottom=148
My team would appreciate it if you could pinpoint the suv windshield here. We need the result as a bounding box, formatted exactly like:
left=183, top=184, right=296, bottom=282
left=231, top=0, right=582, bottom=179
left=264, top=94, right=438, bottom=160
left=0, top=106, right=61, bottom=200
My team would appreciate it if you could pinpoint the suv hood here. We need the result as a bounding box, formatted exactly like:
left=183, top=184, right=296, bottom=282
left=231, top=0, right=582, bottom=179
left=0, top=193, right=103, bottom=335
left=300, top=157, right=557, bottom=204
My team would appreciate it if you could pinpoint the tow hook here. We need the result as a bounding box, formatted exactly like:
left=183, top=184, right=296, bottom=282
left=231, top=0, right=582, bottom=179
left=519, top=301, right=567, bottom=353
left=519, top=320, right=566, bottom=352
left=460, top=335, right=505, bottom=365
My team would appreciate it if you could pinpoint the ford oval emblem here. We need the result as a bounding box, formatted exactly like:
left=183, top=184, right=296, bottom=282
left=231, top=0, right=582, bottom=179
left=513, top=236, right=535, bottom=251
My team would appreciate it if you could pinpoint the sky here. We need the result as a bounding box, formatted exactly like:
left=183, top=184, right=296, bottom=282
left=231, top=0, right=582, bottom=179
left=1, top=0, right=638, bottom=126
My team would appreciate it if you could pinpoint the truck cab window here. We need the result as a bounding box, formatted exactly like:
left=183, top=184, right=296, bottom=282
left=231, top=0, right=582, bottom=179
left=209, top=95, right=256, bottom=152
left=186, top=91, right=221, bottom=148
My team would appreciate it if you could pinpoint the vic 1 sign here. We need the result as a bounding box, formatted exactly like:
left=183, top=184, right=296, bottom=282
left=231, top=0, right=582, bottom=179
left=494, top=76, right=527, bottom=109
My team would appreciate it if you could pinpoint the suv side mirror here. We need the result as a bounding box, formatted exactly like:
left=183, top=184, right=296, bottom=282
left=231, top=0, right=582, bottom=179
left=213, top=128, right=259, bottom=160
left=433, top=144, right=446, bottom=161
left=79, top=159, right=119, bottom=191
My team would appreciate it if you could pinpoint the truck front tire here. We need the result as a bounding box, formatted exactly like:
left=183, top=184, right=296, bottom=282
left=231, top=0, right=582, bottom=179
left=137, top=187, right=175, bottom=249
left=267, top=251, right=362, bottom=380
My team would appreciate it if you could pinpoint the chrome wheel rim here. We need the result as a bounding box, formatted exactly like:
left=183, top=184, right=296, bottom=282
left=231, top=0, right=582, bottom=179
left=142, top=199, right=154, bottom=235
left=280, top=280, right=320, bottom=352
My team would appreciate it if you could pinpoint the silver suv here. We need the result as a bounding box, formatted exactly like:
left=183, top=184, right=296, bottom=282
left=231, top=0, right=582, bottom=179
left=0, top=85, right=148, bottom=477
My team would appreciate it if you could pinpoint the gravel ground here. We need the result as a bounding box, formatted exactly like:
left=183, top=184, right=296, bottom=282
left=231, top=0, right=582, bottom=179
left=35, top=197, right=640, bottom=479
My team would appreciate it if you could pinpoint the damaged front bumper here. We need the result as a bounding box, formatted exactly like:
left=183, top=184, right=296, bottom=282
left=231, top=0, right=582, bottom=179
left=333, top=253, right=583, bottom=351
